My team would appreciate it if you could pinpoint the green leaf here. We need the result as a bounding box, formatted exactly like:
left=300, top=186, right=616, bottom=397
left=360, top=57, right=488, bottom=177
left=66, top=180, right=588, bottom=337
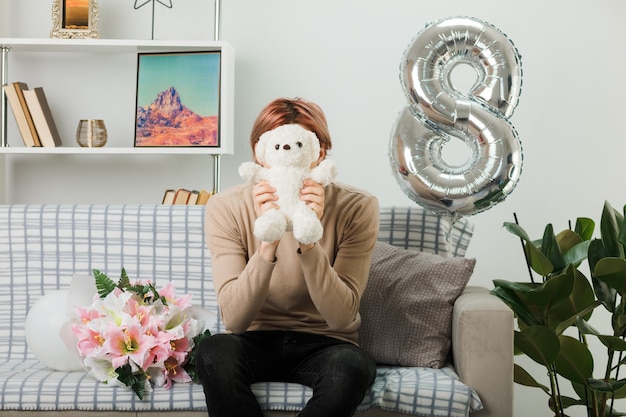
left=592, top=277, right=618, bottom=314
left=548, top=395, right=583, bottom=412
left=93, top=269, right=116, bottom=299
left=524, top=269, right=574, bottom=314
left=503, top=222, right=554, bottom=276
left=526, top=242, right=554, bottom=277
left=575, top=217, right=595, bottom=241
left=576, top=317, right=626, bottom=351
left=589, top=239, right=618, bottom=312
left=554, top=335, right=594, bottom=385
left=127, top=283, right=150, bottom=299
left=601, top=201, right=625, bottom=258
left=118, top=267, right=131, bottom=290
left=554, top=301, right=601, bottom=336
left=587, top=377, right=626, bottom=393
left=116, top=363, right=148, bottom=400
left=614, top=303, right=626, bottom=335
left=492, top=279, right=534, bottom=294
left=570, top=381, right=589, bottom=406
left=620, top=204, right=626, bottom=249
left=556, top=229, right=584, bottom=257
left=613, top=381, right=626, bottom=400
left=541, top=223, right=566, bottom=274
left=562, top=240, right=591, bottom=269
left=513, top=363, right=550, bottom=393
left=514, top=326, right=560, bottom=367
left=589, top=238, right=611, bottom=275
left=547, top=266, right=596, bottom=331
left=595, top=257, right=626, bottom=296
left=576, top=316, right=600, bottom=336
left=143, top=282, right=166, bottom=305
left=184, top=329, right=212, bottom=383
left=503, top=221, right=533, bottom=242
left=491, top=282, right=541, bottom=326
left=598, top=334, right=626, bottom=352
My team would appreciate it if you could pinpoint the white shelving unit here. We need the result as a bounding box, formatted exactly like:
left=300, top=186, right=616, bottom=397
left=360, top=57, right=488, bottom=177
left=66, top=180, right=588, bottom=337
left=0, top=37, right=234, bottom=203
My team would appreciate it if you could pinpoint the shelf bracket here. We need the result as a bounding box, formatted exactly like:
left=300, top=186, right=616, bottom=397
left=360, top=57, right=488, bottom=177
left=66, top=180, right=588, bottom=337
left=214, top=0, right=222, bottom=41
left=212, top=154, right=221, bottom=194
left=1, top=45, right=9, bottom=148
left=212, top=0, right=222, bottom=195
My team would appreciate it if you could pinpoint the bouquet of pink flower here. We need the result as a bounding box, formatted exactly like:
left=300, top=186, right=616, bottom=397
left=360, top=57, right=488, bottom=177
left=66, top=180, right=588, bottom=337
left=72, top=268, right=211, bottom=399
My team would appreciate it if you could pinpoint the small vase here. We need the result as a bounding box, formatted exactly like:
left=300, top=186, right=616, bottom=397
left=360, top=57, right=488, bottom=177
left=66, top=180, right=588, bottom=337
left=76, top=119, right=107, bottom=147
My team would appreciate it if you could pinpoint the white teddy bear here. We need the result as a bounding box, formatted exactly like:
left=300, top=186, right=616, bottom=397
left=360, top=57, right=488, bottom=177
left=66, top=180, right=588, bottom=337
left=238, top=123, right=337, bottom=244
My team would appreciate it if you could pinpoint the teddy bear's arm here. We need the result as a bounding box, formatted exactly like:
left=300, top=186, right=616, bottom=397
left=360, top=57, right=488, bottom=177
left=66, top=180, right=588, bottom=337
left=238, top=161, right=265, bottom=183
left=309, top=159, right=338, bottom=186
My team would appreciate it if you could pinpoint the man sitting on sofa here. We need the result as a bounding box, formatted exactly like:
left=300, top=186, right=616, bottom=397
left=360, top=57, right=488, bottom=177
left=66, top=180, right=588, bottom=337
left=195, top=97, right=380, bottom=417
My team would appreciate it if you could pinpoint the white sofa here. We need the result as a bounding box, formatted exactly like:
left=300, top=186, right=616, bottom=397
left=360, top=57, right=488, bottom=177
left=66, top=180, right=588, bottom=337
left=0, top=204, right=513, bottom=417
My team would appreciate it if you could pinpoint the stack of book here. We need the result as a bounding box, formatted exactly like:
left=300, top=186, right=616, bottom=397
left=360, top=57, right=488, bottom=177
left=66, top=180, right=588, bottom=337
left=162, top=189, right=212, bottom=205
left=3, top=82, right=63, bottom=147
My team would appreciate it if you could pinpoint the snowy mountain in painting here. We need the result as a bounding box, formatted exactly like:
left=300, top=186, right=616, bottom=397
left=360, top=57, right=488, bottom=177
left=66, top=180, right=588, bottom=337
left=136, top=86, right=217, bottom=147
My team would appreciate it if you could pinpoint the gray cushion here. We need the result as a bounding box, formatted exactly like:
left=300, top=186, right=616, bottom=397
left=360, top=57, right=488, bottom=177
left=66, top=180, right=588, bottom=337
left=359, top=241, right=476, bottom=368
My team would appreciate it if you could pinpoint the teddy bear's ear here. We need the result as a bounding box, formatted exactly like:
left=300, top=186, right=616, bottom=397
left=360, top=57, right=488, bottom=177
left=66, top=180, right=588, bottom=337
left=308, top=130, right=321, bottom=159
left=254, top=135, right=268, bottom=164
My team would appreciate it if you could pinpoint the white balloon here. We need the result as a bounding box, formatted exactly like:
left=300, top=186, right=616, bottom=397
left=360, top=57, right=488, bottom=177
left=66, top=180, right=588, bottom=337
left=25, top=290, right=84, bottom=372
left=66, top=273, right=97, bottom=319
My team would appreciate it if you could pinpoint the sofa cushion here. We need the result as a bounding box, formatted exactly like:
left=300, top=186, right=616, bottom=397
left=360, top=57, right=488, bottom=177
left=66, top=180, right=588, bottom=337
left=359, top=241, right=476, bottom=367
left=377, top=206, right=474, bottom=257
left=0, top=357, right=480, bottom=417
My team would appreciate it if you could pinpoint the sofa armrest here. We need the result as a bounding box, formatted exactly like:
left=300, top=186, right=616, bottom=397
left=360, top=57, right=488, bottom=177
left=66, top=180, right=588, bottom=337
left=452, top=285, right=514, bottom=417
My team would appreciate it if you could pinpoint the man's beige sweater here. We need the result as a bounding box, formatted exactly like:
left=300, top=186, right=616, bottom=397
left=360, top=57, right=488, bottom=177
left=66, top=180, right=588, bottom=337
left=204, top=181, right=379, bottom=344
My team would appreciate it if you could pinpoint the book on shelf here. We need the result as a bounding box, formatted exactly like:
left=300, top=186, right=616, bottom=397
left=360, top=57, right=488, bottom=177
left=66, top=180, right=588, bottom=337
left=197, top=189, right=212, bottom=205
left=162, top=188, right=212, bottom=205
left=161, top=189, right=176, bottom=204
left=22, top=87, right=63, bottom=147
left=173, top=189, right=191, bottom=204
left=187, top=190, right=200, bottom=205
left=3, top=82, right=41, bottom=147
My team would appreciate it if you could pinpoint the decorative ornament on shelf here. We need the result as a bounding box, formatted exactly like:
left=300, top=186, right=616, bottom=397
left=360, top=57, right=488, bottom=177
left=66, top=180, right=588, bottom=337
left=134, top=0, right=174, bottom=40
left=389, top=16, right=524, bottom=223
left=76, top=119, right=107, bottom=147
left=71, top=268, right=211, bottom=400
left=51, top=0, right=100, bottom=39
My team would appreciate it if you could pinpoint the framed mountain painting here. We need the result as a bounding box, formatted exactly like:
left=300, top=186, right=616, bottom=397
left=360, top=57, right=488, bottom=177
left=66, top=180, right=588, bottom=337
left=134, top=51, right=222, bottom=147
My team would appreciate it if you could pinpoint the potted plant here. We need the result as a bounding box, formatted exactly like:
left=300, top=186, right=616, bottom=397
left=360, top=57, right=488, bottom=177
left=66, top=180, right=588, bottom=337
left=492, top=201, right=626, bottom=417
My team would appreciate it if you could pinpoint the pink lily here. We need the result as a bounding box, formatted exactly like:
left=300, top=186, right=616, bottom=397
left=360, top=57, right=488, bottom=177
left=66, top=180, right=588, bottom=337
left=73, top=324, right=107, bottom=357
left=158, top=282, right=192, bottom=310
left=103, top=320, right=157, bottom=371
left=162, top=356, right=192, bottom=389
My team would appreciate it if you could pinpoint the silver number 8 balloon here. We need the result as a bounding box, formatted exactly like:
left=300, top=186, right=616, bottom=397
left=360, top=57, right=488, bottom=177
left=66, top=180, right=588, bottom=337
left=389, top=16, right=523, bottom=220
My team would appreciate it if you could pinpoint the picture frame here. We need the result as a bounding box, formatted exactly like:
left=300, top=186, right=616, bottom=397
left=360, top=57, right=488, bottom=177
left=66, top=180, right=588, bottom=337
left=134, top=51, right=222, bottom=148
left=51, top=0, right=100, bottom=39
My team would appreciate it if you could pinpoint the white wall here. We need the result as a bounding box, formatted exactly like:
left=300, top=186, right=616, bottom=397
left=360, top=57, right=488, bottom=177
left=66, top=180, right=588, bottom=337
left=0, top=0, right=7, bottom=37
left=3, top=1, right=626, bottom=416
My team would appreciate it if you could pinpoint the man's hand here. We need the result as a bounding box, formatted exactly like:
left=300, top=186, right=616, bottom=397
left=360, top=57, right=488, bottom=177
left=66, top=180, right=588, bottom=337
left=300, top=179, right=325, bottom=220
left=253, top=180, right=279, bottom=218
left=298, top=179, right=326, bottom=253
left=252, top=180, right=280, bottom=261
